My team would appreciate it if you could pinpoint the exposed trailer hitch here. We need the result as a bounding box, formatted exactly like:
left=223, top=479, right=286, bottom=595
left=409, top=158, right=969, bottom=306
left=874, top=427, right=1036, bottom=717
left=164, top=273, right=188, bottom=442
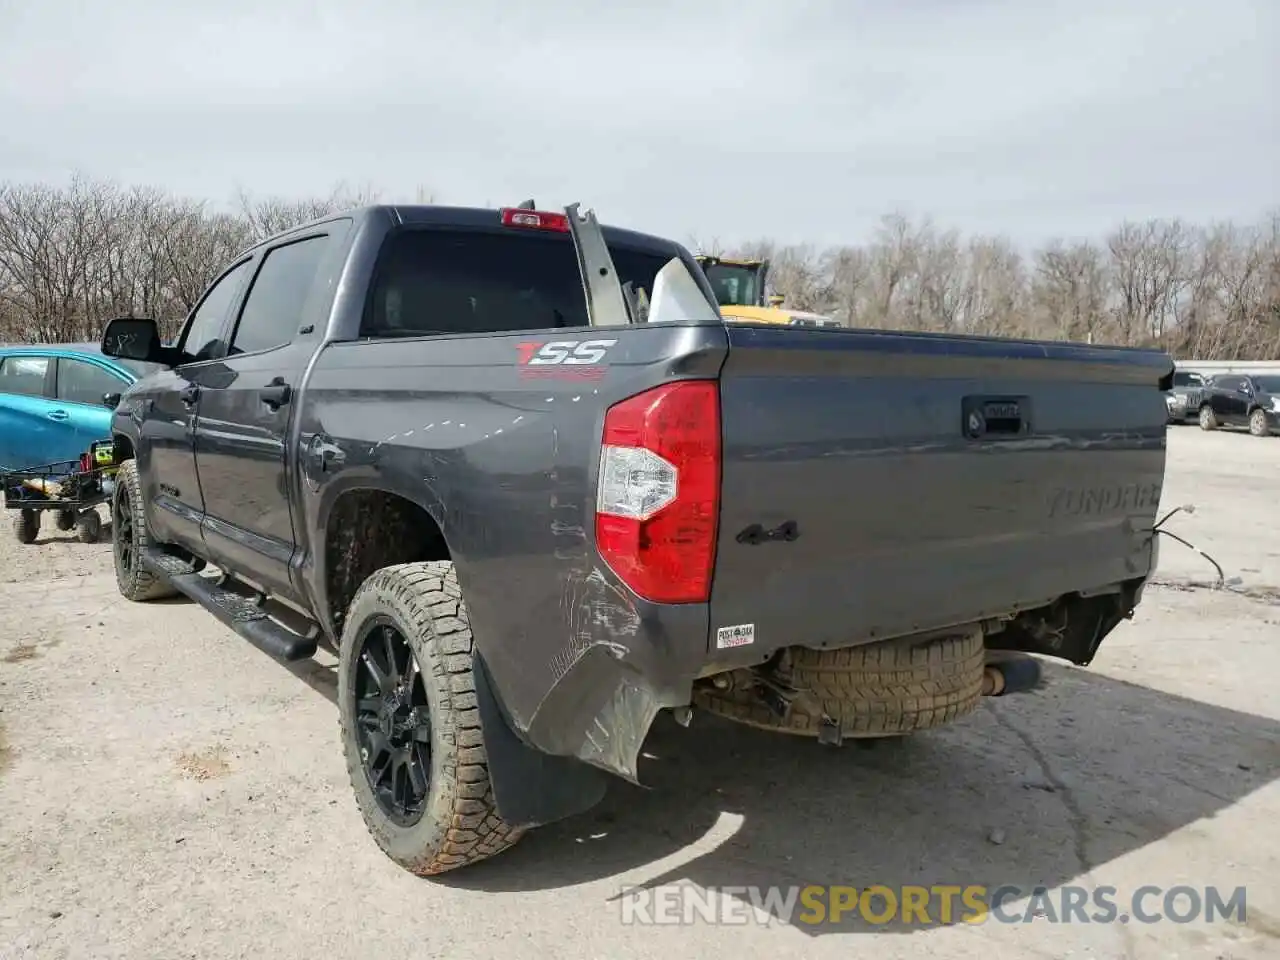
left=748, top=655, right=844, bottom=746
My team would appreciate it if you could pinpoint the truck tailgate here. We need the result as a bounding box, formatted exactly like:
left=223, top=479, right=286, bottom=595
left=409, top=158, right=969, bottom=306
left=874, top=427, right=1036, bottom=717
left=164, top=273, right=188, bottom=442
left=708, top=326, right=1172, bottom=659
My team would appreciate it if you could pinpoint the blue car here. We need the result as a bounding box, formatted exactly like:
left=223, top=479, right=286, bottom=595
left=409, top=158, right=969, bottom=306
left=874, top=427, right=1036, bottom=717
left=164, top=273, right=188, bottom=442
left=0, top=343, right=168, bottom=471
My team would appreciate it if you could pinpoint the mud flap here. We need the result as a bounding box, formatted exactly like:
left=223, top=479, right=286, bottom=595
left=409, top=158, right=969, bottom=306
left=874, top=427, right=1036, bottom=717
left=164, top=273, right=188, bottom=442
left=473, top=652, right=608, bottom=829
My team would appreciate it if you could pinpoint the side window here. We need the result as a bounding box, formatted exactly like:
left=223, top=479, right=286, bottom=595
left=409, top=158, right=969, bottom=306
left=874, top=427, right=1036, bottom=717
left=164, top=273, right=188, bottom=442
left=180, top=259, right=254, bottom=362
left=229, top=234, right=332, bottom=356
left=0, top=356, right=50, bottom=397
left=55, top=358, right=128, bottom=406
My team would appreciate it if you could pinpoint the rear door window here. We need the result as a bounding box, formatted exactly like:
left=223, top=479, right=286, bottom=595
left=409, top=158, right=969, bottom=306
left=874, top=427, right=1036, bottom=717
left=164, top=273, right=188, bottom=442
left=361, top=229, right=675, bottom=338
left=0, top=356, right=51, bottom=397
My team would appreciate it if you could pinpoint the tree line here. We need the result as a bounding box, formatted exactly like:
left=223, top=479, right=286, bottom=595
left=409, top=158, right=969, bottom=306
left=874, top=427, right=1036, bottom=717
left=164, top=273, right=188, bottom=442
left=2, top=176, right=1277, bottom=358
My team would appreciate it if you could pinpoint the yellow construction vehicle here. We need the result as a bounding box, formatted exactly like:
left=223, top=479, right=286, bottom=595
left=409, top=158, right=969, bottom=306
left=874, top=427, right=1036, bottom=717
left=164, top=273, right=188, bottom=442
left=695, top=255, right=840, bottom=327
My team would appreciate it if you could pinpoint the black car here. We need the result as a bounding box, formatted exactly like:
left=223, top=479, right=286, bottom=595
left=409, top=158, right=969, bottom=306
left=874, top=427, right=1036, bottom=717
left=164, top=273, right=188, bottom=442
left=1164, top=369, right=1207, bottom=424
left=1197, top=373, right=1280, bottom=436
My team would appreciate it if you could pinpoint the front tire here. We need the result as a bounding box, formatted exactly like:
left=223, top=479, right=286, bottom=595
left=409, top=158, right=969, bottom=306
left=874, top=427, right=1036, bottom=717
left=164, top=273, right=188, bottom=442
left=1249, top=408, right=1270, bottom=437
left=337, top=561, right=523, bottom=876
left=1199, top=406, right=1218, bottom=431
left=111, top=460, right=177, bottom=601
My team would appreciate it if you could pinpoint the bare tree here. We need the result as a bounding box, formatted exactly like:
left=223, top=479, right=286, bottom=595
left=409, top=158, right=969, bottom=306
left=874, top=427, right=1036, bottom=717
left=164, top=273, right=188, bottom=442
left=1, top=177, right=1277, bottom=360
left=1033, top=240, right=1109, bottom=342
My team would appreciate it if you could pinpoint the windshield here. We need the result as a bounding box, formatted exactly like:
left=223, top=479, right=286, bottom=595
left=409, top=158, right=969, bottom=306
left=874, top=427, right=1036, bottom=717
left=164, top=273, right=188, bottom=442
left=1252, top=376, right=1280, bottom=392
left=702, top=262, right=762, bottom=308
left=1172, top=371, right=1204, bottom=387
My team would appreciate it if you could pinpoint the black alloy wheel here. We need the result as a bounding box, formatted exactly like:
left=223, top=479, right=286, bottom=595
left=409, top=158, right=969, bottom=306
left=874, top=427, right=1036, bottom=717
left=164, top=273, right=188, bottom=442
left=353, top=616, right=433, bottom=826
left=113, top=484, right=134, bottom=575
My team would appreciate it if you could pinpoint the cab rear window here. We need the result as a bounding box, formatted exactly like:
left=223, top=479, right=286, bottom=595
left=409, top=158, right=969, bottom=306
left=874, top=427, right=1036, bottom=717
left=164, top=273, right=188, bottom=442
left=360, top=229, right=674, bottom=338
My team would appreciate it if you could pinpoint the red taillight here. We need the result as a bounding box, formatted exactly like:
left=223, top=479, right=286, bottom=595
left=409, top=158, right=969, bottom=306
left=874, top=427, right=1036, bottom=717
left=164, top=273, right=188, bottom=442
left=499, top=208, right=570, bottom=232
left=595, top=380, right=721, bottom=604
left=79, top=453, right=91, bottom=473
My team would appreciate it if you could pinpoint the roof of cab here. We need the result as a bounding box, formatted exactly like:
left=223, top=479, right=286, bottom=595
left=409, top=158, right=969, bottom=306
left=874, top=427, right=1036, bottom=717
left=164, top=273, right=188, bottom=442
left=249, top=204, right=691, bottom=261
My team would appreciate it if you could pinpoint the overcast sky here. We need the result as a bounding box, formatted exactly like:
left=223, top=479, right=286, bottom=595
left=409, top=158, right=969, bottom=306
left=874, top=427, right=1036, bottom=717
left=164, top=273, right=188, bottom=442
left=0, top=0, right=1274, bottom=250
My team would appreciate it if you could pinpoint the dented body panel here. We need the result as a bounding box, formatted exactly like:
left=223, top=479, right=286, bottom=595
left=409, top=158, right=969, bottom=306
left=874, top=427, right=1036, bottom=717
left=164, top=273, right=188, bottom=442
left=294, top=324, right=729, bottom=779
left=108, top=204, right=1175, bottom=824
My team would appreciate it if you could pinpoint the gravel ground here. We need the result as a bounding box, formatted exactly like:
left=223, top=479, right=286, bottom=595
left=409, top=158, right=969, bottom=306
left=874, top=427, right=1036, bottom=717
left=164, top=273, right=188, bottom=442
left=1, top=426, right=1277, bottom=960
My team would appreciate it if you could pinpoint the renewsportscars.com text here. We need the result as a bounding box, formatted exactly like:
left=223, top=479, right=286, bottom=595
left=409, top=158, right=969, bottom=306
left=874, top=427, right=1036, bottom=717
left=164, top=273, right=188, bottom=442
left=617, top=883, right=1248, bottom=927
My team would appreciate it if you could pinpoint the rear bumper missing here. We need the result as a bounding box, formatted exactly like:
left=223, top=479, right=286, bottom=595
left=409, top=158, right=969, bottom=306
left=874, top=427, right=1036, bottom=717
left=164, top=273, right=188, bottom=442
left=478, top=571, right=1151, bottom=829
left=475, top=601, right=708, bottom=829
left=519, top=600, right=709, bottom=783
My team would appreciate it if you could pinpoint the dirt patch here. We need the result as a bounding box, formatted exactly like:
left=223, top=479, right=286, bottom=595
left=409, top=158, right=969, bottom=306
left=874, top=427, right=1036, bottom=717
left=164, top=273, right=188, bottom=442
left=1149, top=576, right=1280, bottom=605
left=175, top=746, right=232, bottom=782
left=2, top=643, right=39, bottom=663
left=0, top=722, right=11, bottom=774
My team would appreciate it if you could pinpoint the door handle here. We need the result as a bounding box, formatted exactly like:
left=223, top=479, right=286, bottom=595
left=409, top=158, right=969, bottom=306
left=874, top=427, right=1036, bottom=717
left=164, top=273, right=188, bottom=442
left=259, top=378, right=292, bottom=410
left=47, top=409, right=69, bottom=421
left=179, top=385, right=199, bottom=407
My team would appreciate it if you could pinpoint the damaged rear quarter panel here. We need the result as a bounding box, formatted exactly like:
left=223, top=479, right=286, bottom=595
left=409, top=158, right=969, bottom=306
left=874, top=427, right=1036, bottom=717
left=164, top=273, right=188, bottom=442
left=296, top=323, right=728, bottom=777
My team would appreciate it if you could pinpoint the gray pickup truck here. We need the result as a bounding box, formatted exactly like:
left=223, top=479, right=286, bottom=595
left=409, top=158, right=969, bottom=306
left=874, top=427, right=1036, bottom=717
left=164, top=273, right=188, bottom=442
left=98, top=202, right=1174, bottom=877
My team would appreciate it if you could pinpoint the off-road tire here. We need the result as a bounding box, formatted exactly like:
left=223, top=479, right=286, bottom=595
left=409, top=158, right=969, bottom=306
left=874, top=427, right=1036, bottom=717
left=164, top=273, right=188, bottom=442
left=1199, top=405, right=1218, bottom=430
left=55, top=510, right=76, bottom=531
left=76, top=510, right=102, bottom=544
left=1249, top=408, right=1270, bottom=437
left=112, top=460, right=177, bottom=601
left=13, top=510, right=39, bottom=545
left=337, top=561, right=524, bottom=876
left=694, top=627, right=986, bottom=738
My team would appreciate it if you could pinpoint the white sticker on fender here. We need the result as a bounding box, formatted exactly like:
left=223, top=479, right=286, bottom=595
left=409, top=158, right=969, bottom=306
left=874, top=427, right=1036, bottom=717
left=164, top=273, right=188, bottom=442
left=716, top=623, right=756, bottom=649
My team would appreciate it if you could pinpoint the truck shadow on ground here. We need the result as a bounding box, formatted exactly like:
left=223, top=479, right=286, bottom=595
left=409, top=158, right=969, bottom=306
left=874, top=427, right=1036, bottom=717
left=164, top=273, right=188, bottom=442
left=440, top=663, right=1280, bottom=936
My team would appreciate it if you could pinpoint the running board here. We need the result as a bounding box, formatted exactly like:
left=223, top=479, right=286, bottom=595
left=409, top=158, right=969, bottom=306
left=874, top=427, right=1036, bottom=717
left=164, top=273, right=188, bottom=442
left=141, top=549, right=318, bottom=662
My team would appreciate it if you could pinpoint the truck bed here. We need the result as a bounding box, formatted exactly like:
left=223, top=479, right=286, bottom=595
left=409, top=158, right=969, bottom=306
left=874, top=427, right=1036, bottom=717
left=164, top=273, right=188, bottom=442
left=707, top=324, right=1172, bottom=666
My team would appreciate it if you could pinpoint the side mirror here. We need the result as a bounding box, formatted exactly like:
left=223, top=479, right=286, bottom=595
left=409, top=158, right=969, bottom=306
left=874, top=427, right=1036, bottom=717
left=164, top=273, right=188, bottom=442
left=102, top=392, right=121, bottom=409
left=101, top=317, right=166, bottom=365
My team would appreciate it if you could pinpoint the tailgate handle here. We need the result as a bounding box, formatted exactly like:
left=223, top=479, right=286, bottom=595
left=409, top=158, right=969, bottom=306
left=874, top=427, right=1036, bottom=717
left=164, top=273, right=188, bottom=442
left=964, top=397, right=1029, bottom=439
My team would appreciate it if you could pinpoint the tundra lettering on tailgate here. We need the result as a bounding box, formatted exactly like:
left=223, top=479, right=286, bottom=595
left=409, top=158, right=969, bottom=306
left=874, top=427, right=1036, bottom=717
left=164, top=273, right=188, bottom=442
left=516, top=338, right=618, bottom=381
left=1049, top=482, right=1162, bottom=518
